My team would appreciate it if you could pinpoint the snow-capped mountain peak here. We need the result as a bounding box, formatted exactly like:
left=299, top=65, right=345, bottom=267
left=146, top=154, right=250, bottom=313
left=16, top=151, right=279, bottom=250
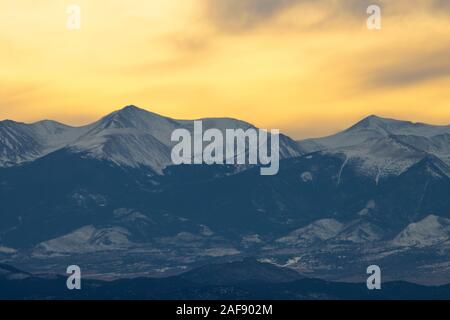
left=347, top=115, right=405, bottom=134
left=297, top=115, right=450, bottom=178
left=346, top=115, right=450, bottom=138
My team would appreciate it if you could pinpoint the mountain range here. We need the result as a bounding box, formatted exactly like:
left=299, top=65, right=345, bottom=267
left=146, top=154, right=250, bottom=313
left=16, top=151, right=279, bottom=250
left=2, top=260, right=450, bottom=300
left=0, top=105, right=300, bottom=172
left=1, top=105, right=450, bottom=288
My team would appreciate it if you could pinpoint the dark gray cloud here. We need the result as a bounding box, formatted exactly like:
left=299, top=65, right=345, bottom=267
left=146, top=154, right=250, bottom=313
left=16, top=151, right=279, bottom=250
left=432, top=0, right=450, bottom=10
left=203, top=0, right=450, bottom=87
left=204, top=0, right=447, bottom=31
left=204, top=0, right=380, bottom=31
left=204, top=0, right=300, bottom=30
left=368, top=47, right=450, bottom=88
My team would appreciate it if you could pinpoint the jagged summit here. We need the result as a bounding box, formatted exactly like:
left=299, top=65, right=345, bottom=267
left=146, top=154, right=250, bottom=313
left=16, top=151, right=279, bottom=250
left=93, top=105, right=176, bottom=131
left=347, top=114, right=408, bottom=132
left=346, top=114, right=450, bottom=137
left=0, top=119, right=21, bottom=126
left=108, top=105, right=166, bottom=118
left=122, top=104, right=141, bottom=111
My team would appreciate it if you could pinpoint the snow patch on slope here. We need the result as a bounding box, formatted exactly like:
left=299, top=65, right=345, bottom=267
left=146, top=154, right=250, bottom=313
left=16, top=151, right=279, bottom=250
left=333, top=221, right=384, bottom=243
left=0, top=246, right=16, bottom=254
left=277, top=219, right=344, bottom=245
left=35, top=225, right=133, bottom=253
left=392, top=215, right=450, bottom=248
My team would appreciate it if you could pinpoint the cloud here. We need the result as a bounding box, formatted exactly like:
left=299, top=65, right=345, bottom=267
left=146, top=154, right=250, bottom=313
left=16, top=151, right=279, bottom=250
left=203, top=0, right=450, bottom=32
left=204, top=0, right=301, bottom=30
left=202, top=0, right=388, bottom=31
left=432, top=0, right=450, bottom=10
left=367, top=47, right=450, bottom=88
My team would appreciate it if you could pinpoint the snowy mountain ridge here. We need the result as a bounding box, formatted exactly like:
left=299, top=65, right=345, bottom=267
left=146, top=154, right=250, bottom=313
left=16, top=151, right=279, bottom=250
left=297, top=115, right=450, bottom=178
left=3, top=109, right=450, bottom=177
left=0, top=105, right=302, bottom=173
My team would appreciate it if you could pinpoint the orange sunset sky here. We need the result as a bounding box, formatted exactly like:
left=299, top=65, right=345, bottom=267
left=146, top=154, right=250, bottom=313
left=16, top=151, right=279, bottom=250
left=1, top=0, right=450, bottom=139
